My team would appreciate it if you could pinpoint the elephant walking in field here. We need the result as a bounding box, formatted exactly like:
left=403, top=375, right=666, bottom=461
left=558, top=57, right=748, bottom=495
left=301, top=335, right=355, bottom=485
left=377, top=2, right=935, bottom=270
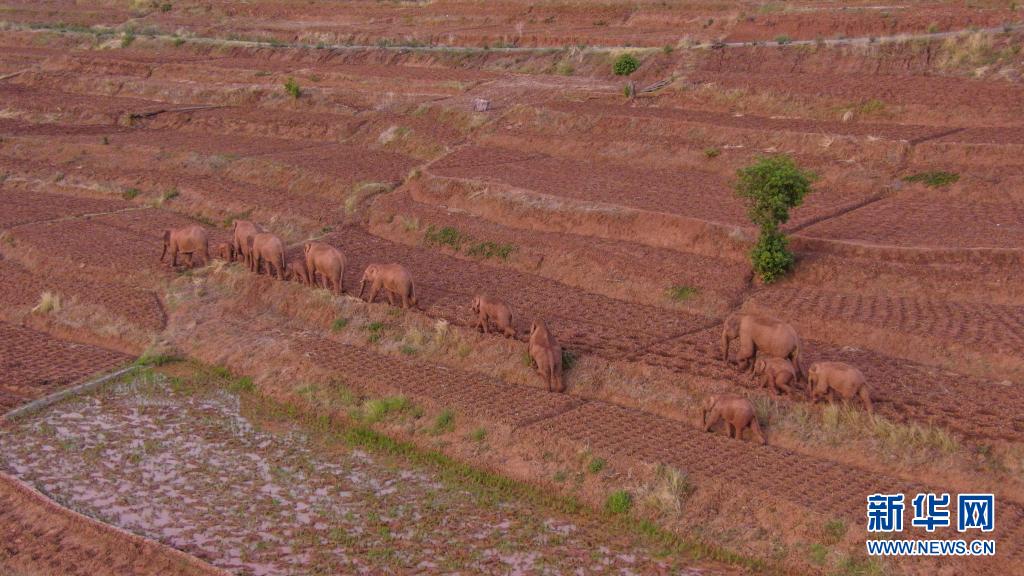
left=359, top=263, right=417, bottom=309
left=529, top=319, right=565, bottom=393
left=702, top=394, right=765, bottom=444
left=248, top=233, right=286, bottom=280
left=161, top=225, right=209, bottom=268
left=808, top=361, right=873, bottom=412
left=721, top=313, right=804, bottom=381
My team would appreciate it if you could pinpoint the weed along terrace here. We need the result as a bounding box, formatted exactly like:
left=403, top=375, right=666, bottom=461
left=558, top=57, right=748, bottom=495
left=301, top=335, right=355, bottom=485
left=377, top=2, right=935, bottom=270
left=1, top=1, right=1023, bottom=575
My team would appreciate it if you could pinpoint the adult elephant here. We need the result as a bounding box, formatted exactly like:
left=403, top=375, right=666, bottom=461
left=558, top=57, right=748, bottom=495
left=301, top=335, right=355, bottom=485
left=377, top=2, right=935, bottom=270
left=721, top=313, right=804, bottom=380
left=160, top=225, right=209, bottom=268
left=231, top=220, right=262, bottom=268
left=304, top=241, right=346, bottom=295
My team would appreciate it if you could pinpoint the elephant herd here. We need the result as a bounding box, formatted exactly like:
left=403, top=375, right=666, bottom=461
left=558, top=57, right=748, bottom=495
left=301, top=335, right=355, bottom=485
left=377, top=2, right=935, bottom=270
left=715, top=311, right=874, bottom=443
left=160, top=221, right=567, bottom=393
left=161, top=222, right=874, bottom=445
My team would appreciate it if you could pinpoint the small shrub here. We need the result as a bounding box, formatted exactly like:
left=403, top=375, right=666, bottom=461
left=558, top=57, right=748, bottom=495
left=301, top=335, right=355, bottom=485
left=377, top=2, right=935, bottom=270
left=554, top=62, right=574, bottom=76
left=605, top=490, right=633, bottom=514
left=331, top=318, right=348, bottom=332
left=703, top=147, right=721, bottom=159
left=666, top=285, right=699, bottom=302
left=172, top=37, right=185, bottom=47
left=750, top=229, right=794, bottom=284
left=903, top=171, right=959, bottom=188
left=470, top=427, right=488, bottom=442
left=134, top=351, right=180, bottom=367
left=160, top=188, right=179, bottom=203
left=775, top=35, right=791, bottom=44
left=363, top=396, right=410, bottom=423
left=824, top=519, right=848, bottom=545
left=31, top=291, right=62, bottom=314
left=561, top=349, right=577, bottom=371
left=229, top=376, right=255, bottom=394
left=927, top=22, right=940, bottom=34
left=434, top=409, right=455, bottom=433
left=612, top=53, right=640, bottom=76
left=284, top=77, right=302, bottom=99
left=466, top=241, right=515, bottom=261
left=159, top=2, right=172, bottom=12
left=424, top=225, right=468, bottom=251
left=399, top=344, right=417, bottom=356
left=587, top=457, right=606, bottom=474
left=662, top=44, right=674, bottom=54
left=121, top=32, right=136, bottom=48
left=808, top=543, right=828, bottom=565
left=122, top=187, right=141, bottom=200
left=366, top=321, right=385, bottom=343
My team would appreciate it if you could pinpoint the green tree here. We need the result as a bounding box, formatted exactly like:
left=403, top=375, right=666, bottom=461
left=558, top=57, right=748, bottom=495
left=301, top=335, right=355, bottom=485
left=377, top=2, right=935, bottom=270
left=734, top=155, right=815, bottom=282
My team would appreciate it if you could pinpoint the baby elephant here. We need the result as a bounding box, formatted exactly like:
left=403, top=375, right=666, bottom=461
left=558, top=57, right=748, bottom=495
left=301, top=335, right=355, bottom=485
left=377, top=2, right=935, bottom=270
left=214, top=242, right=234, bottom=262
left=359, top=263, right=417, bottom=309
left=471, top=294, right=516, bottom=338
left=753, top=357, right=798, bottom=396
left=807, top=362, right=873, bottom=412
left=161, top=225, right=209, bottom=268
left=529, top=320, right=565, bottom=393
left=285, top=259, right=311, bottom=286
left=702, top=394, right=765, bottom=444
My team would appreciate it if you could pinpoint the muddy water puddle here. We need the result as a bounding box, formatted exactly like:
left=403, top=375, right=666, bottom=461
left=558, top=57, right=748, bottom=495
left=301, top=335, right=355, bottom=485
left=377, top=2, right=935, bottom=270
left=0, top=373, right=724, bottom=575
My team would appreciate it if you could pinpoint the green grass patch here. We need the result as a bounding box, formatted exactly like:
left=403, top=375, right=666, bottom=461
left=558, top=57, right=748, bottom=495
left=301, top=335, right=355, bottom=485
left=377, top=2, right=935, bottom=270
left=470, top=427, right=488, bottom=443
left=665, top=285, right=699, bottom=302
left=588, top=457, right=606, bottom=474
left=121, top=187, right=141, bottom=200
left=703, top=147, right=721, bottom=159
left=331, top=318, right=349, bottom=332
left=902, top=171, right=959, bottom=188
left=823, top=519, right=847, bottom=545
left=425, top=225, right=515, bottom=262
left=605, top=490, right=633, bottom=514
left=433, top=409, right=455, bottom=434
left=424, top=225, right=470, bottom=251
left=362, top=396, right=411, bottom=423
left=284, top=77, right=302, bottom=99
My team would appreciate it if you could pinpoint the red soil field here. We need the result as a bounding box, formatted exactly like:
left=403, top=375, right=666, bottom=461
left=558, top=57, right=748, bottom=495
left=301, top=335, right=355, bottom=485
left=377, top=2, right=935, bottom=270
left=0, top=322, right=128, bottom=412
left=1, top=5, right=1023, bottom=573
left=0, top=473, right=226, bottom=576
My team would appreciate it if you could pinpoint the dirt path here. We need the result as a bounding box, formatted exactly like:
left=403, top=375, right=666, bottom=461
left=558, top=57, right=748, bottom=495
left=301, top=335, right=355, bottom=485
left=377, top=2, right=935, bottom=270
left=0, top=372, right=730, bottom=575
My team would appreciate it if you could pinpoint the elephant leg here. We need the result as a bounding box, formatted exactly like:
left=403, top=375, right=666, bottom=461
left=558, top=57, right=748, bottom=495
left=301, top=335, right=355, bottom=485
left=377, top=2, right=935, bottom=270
left=367, top=280, right=382, bottom=303
left=400, top=291, right=411, bottom=309
left=705, top=409, right=722, bottom=433
left=171, top=247, right=179, bottom=267
left=386, top=291, right=396, bottom=306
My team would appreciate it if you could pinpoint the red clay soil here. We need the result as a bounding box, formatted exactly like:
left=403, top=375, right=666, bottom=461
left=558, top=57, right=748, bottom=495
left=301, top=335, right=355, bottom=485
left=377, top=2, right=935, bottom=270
left=543, top=100, right=953, bottom=142
left=297, top=335, right=583, bottom=428
left=429, top=143, right=878, bottom=231
left=532, top=400, right=1024, bottom=570
left=0, top=322, right=128, bottom=412
left=0, top=472, right=226, bottom=576
left=0, top=186, right=130, bottom=230
left=0, top=258, right=165, bottom=333
left=800, top=195, right=1024, bottom=249
left=683, top=71, right=1024, bottom=118
left=724, top=4, right=1017, bottom=42
left=371, top=188, right=751, bottom=313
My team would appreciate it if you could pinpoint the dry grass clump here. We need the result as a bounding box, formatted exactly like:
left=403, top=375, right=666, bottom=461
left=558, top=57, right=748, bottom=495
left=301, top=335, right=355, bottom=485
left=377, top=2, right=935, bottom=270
left=31, top=291, right=62, bottom=314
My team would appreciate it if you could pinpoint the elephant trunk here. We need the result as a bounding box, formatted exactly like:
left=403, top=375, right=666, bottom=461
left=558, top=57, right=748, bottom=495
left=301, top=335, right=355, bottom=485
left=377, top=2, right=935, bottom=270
left=720, top=333, right=730, bottom=362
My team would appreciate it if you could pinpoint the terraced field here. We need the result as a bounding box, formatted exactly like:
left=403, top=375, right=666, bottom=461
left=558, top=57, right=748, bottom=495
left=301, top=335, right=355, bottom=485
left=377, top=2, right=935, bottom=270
left=1, top=1, right=1023, bottom=574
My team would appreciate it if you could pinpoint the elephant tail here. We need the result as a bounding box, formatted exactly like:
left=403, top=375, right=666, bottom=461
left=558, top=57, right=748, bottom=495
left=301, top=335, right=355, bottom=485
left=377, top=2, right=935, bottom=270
left=408, top=278, right=418, bottom=307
